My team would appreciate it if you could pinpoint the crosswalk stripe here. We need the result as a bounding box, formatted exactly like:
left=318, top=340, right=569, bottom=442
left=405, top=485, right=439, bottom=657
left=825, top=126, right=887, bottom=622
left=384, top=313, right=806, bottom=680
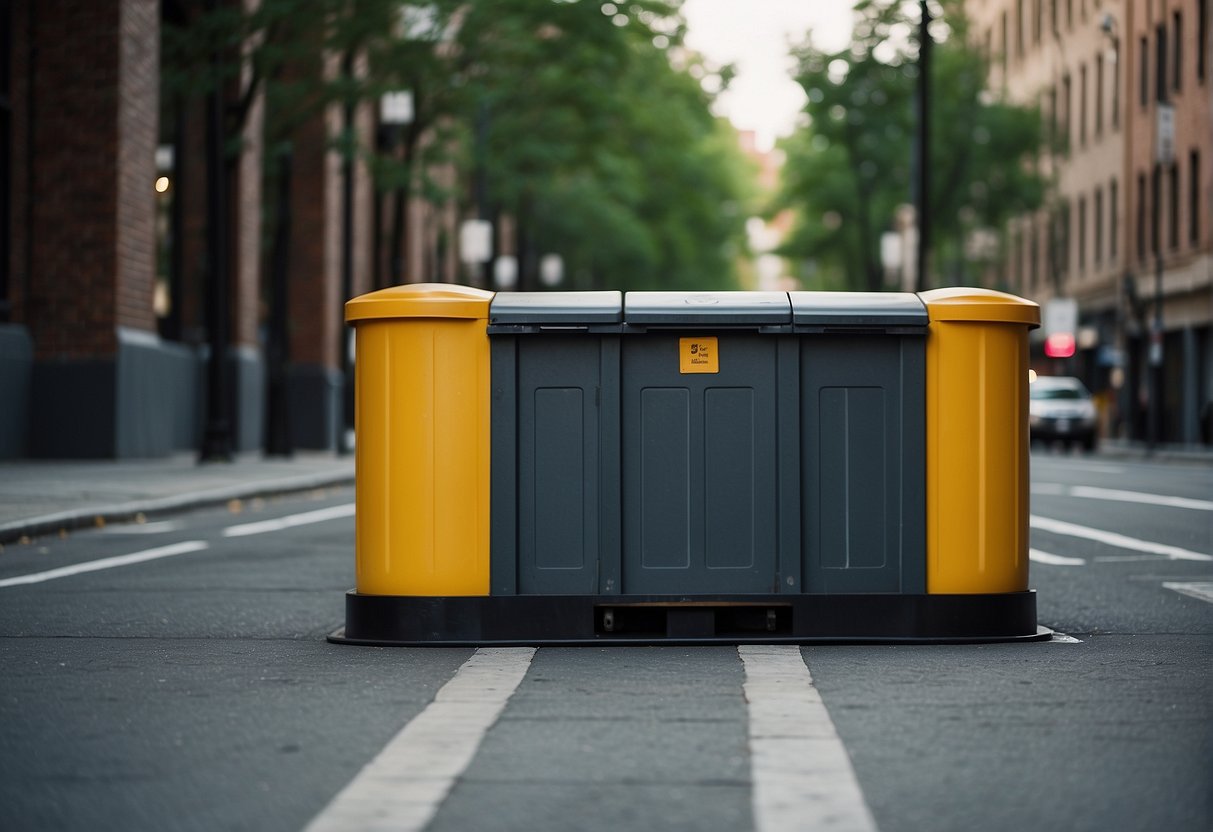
left=740, top=645, right=878, bottom=832
left=302, top=647, right=535, bottom=832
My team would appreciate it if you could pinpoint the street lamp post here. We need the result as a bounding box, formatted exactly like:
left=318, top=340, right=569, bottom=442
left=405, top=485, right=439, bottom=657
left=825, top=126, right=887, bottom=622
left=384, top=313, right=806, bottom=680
left=199, top=0, right=232, bottom=463
left=914, top=0, right=932, bottom=292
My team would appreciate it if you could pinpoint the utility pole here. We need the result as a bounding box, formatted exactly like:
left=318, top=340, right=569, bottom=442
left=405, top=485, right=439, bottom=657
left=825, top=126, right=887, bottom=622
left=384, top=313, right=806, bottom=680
left=199, top=0, right=232, bottom=463
left=338, top=53, right=355, bottom=456
left=914, top=0, right=932, bottom=292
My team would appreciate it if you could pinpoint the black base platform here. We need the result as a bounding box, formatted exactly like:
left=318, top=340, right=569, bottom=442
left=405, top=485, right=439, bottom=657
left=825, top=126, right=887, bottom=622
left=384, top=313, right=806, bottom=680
left=330, top=590, right=1049, bottom=646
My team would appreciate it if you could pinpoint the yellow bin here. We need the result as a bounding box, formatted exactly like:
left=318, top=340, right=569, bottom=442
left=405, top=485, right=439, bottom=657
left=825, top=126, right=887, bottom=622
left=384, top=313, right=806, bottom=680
left=921, top=288, right=1040, bottom=594
left=345, top=284, right=493, bottom=596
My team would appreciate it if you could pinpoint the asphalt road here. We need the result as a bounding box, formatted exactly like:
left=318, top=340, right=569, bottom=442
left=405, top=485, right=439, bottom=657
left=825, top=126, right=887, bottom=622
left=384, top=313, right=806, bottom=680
left=0, top=457, right=1210, bottom=831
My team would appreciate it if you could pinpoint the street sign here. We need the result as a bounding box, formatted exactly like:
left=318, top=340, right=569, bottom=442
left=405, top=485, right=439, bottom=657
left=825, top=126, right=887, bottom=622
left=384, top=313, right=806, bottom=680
left=459, top=220, right=493, bottom=265
left=1043, top=298, right=1078, bottom=358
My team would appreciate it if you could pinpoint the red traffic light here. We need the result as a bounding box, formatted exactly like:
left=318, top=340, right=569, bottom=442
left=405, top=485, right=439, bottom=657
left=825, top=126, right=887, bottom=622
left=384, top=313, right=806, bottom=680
left=1044, top=332, right=1076, bottom=358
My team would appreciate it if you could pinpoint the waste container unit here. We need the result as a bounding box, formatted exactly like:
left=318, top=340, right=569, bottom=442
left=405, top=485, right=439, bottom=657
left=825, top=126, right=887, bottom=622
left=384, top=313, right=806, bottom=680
left=789, top=292, right=928, bottom=595
left=336, top=285, right=1046, bottom=646
left=619, top=292, right=790, bottom=596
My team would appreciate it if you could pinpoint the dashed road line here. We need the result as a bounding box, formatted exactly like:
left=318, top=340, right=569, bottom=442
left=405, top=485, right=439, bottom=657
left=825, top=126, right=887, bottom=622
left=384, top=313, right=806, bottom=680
left=1162, top=582, right=1213, bottom=604
left=1030, top=515, right=1213, bottom=562
left=1029, top=548, right=1086, bottom=566
left=222, top=503, right=355, bottom=538
left=303, top=648, right=535, bottom=832
left=0, top=540, right=210, bottom=588
left=1033, top=484, right=1213, bottom=511
left=739, top=645, right=878, bottom=832
left=98, top=520, right=183, bottom=535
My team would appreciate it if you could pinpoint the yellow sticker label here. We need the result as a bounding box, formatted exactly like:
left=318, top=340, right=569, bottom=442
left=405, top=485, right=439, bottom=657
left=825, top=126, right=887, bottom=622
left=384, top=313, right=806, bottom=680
left=679, top=337, right=719, bottom=374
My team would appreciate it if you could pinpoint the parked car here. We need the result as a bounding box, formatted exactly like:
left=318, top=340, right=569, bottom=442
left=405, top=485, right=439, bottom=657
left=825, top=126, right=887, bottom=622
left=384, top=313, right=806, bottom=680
left=1029, top=375, right=1098, bottom=451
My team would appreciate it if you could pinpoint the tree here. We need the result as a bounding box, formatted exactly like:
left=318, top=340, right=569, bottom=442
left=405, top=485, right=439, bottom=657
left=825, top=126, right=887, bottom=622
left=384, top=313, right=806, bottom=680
left=773, top=0, right=1050, bottom=290
left=455, top=0, right=754, bottom=290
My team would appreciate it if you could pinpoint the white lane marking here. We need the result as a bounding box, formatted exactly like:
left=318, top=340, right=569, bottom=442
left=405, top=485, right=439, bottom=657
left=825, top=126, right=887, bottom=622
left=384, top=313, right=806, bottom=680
left=0, top=541, right=210, bottom=588
left=1032, top=460, right=1126, bottom=475
left=1069, top=486, right=1213, bottom=511
left=1094, top=555, right=1168, bottom=563
left=98, top=520, right=182, bottom=535
left=1029, top=548, right=1087, bottom=566
left=1163, top=582, right=1213, bottom=604
left=222, top=503, right=354, bottom=538
left=1032, top=483, right=1213, bottom=511
left=1030, top=515, right=1213, bottom=562
left=739, top=645, right=878, bottom=832
left=1050, top=632, right=1083, bottom=643
left=304, top=647, right=535, bottom=832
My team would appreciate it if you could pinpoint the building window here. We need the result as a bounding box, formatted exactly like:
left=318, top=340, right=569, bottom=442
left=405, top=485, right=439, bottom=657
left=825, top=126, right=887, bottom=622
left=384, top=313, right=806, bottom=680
left=1052, top=0, right=1059, bottom=34
left=1169, top=162, right=1180, bottom=250
left=1192, top=150, right=1202, bottom=245
left=1058, top=201, right=1071, bottom=278
left=1156, top=24, right=1168, bottom=102
left=1095, top=52, right=1104, bottom=137
left=1137, top=172, right=1147, bottom=262
left=1078, top=196, right=1087, bottom=273
left=1062, top=73, right=1072, bottom=153
left=1048, top=85, right=1058, bottom=147
left=1080, top=63, right=1088, bottom=146
left=1172, top=12, right=1182, bottom=93
left=1140, top=35, right=1149, bottom=107
left=1151, top=164, right=1161, bottom=255
left=1035, top=0, right=1043, bottom=44
left=1067, top=0, right=1074, bottom=30
left=1001, top=12, right=1009, bottom=80
left=1094, top=187, right=1103, bottom=267
left=1030, top=219, right=1039, bottom=288
left=1012, top=229, right=1022, bottom=288
left=1200, top=0, right=1208, bottom=82
left=1017, top=0, right=1025, bottom=56
left=1112, top=39, right=1120, bottom=128
left=1110, top=177, right=1119, bottom=260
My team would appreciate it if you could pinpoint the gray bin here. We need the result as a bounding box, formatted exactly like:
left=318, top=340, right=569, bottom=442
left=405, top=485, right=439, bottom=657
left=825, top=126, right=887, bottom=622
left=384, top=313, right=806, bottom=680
left=490, top=289, right=928, bottom=600
left=790, top=292, right=928, bottom=593
left=621, top=292, right=790, bottom=595
left=489, top=292, right=623, bottom=596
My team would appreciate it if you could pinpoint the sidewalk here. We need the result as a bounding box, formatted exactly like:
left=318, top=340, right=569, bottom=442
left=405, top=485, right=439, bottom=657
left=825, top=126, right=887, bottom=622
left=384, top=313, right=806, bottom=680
left=0, top=452, right=355, bottom=543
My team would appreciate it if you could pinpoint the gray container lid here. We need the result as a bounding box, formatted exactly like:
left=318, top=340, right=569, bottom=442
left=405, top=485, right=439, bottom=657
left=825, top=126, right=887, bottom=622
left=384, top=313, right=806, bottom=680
left=490, top=291, right=623, bottom=325
left=789, top=292, right=927, bottom=327
left=624, top=291, right=791, bottom=326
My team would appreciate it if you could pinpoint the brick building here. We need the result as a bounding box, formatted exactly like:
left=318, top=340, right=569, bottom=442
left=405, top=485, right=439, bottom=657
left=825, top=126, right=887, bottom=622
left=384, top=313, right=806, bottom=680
left=0, top=0, right=397, bottom=458
left=967, top=0, right=1213, bottom=444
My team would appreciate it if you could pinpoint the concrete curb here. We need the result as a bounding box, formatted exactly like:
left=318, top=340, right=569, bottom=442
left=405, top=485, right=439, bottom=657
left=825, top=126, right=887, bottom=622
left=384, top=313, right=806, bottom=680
left=0, top=468, right=355, bottom=544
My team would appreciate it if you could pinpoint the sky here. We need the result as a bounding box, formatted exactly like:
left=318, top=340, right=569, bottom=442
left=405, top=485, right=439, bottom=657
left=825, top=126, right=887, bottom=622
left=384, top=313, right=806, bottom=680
left=681, top=0, right=854, bottom=151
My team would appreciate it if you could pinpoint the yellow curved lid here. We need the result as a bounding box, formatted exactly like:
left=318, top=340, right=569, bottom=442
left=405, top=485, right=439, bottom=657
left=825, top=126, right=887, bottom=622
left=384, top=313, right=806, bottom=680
left=345, top=283, right=494, bottom=322
left=918, top=287, right=1040, bottom=327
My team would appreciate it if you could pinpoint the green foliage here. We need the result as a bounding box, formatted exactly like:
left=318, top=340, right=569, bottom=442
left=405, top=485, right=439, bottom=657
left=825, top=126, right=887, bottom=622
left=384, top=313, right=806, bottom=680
left=774, top=0, right=1050, bottom=290
left=162, top=0, right=755, bottom=291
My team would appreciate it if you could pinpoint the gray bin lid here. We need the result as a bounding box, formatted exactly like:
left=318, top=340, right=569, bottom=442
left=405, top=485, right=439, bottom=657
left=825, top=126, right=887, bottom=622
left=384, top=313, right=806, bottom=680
left=490, top=291, right=622, bottom=325
left=790, top=292, right=927, bottom=327
left=624, top=291, right=791, bottom=326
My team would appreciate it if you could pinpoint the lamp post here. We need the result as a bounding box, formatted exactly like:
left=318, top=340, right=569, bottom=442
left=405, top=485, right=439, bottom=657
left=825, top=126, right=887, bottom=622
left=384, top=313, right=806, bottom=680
left=199, top=0, right=232, bottom=463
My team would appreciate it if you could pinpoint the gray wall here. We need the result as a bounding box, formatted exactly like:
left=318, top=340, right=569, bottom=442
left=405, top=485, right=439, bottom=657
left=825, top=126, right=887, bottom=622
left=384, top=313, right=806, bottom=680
left=0, top=325, right=33, bottom=459
left=288, top=363, right=342, bottom=451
